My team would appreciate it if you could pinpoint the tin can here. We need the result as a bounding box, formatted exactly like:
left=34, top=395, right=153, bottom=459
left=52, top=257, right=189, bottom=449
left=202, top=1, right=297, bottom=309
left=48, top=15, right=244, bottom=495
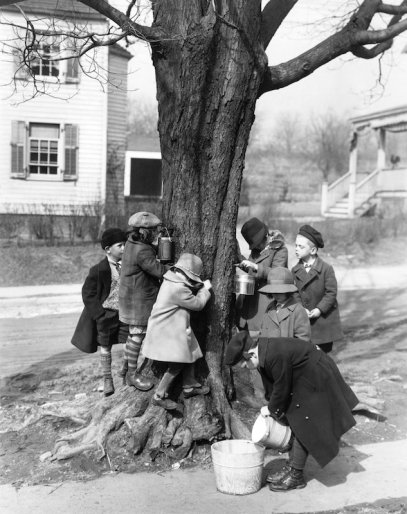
left=235, top=274, right=255, bottom=295
left=158, top=237, right=174, bottom=262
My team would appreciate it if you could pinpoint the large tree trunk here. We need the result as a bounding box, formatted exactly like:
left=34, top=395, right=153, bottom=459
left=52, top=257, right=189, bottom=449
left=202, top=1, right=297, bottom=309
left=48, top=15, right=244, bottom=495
left=51, top=2, right=267, bottom=463
left=152, top=1, right=267, bottom=426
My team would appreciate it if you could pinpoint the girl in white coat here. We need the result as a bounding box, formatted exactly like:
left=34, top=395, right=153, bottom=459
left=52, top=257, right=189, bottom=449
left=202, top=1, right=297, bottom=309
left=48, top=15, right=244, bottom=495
left=143, top=253, right=212, bottom=410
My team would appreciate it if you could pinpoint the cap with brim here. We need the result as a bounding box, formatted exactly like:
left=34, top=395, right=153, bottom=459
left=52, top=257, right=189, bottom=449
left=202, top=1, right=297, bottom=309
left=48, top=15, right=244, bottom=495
left=224, top=331, right=256, bottom=366
left=258, top=266, right=298, bottom=294
left=171, top=253, right=203, bottom=283
left=241, top=218, right=268, bottom=250
left=258, top=283, right=298, bottom=294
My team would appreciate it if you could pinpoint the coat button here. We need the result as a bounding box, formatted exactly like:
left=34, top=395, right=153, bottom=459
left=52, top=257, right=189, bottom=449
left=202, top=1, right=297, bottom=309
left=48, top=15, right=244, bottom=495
left=305, top=416, right=309, bottom=420
left=296, top=404, right=300, bottom=408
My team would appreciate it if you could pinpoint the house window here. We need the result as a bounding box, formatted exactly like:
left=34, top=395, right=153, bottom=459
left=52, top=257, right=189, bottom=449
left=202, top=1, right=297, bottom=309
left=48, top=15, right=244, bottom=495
left=14, top=36, right=79, bottom=83
left=31, top=42, right=60, bottom=78
left=10, top=121, right=79, bottom=181
left=29, top=123, right=59, bottom=175
left=124, top=151, right=162, bottom=197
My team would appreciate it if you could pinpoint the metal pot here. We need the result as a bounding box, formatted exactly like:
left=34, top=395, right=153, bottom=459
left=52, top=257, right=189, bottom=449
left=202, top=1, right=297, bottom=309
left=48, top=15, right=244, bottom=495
left=235, top=274, right=255, bottom=295
left=158, top=237, right=174, bottom=262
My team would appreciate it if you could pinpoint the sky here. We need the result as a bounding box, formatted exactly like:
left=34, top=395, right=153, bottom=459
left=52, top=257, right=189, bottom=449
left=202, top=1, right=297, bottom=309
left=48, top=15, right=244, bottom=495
left=115, top=1, right=407, bottom=125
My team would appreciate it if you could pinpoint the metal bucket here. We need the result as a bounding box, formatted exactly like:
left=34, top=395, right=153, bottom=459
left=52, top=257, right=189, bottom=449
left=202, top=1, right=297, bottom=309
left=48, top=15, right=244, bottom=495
left=235, top=274, right=255, bottom=295
left=158, top=237, right=174, bottom=262
left=251, top=414, right=292, bottom=450
left=211, top=440, right=265, bottom=495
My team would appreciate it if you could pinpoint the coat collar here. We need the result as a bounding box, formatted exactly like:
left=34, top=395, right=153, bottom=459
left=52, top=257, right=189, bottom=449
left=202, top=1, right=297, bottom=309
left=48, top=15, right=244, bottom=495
left=250, top=242, right=281, bottom=264
left=265, top=296, right=297, bottom=323
left=292, top=256, right=322, bottom=286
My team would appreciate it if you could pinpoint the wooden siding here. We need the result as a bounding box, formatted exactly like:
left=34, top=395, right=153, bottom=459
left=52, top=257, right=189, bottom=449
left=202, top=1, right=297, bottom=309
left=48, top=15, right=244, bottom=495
left=105, top=47, right=130, bottom=215
left=0, top=13, right=109, bottom=213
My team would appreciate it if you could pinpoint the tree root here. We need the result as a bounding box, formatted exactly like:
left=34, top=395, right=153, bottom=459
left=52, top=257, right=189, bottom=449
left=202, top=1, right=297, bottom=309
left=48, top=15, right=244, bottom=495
left=52, top=385, right=150, bottom=461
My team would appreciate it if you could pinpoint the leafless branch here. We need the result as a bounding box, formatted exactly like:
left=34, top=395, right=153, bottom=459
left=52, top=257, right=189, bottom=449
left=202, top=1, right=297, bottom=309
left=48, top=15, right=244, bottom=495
left=259, top=0, right=407, bottom=94
left=260, top=0, right=298, bottom=49
left=77, top=0, right=163, bottom=42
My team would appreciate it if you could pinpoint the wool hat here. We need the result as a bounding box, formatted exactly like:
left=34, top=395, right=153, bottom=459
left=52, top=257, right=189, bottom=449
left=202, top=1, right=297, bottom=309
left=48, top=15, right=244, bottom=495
left=298, top=225, right=324, bottom=248
left=172, top=253, right=204, bottom=283
left=224, top=331, right=256, bottom=366
left=258, top=267, right=298, bottom=294
left=128, top=211, right=162, bottom=228
left=100, top=228, right=127, bottom=249
left=241, top=217, right=268, bottom=250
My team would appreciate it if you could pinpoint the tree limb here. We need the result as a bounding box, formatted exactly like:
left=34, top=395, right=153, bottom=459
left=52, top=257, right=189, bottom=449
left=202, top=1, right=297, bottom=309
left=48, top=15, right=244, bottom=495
left=259, top=0, right=407, bottom=93
left=77, top=0, right=164, bottom=42
left=260, top=0, right=298, bottom=49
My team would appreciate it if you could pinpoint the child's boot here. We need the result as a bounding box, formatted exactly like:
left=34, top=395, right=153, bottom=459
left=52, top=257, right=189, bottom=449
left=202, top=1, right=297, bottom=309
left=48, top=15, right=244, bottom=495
left=125, top=337, right=154, bottom=391
left=100, top=352, right=114, bottom=397
left=118, top=359, right=128, bottom=385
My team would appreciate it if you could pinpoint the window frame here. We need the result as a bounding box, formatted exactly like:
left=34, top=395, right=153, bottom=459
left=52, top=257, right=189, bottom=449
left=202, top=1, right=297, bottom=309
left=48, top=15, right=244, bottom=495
left=124, top=150, right=162, bottom=198
left=10, top=120, right=79, bottom=182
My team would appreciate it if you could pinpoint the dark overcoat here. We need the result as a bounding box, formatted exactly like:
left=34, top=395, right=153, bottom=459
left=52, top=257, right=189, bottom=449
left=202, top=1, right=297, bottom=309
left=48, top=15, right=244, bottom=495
left=258, top=337, right=358, bottom=468
left=291, top=257, right=343, bottom=345
left=119, top=238, right=169, bottom=325
left=237, top=240, right=288, bottom=332
left=71, top=257, right=111, bottom=353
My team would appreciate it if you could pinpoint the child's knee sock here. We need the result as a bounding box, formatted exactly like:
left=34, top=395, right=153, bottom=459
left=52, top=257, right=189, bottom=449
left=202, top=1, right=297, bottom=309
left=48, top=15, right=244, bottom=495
left=126, top=335, right=144, bottom=373
left=100, top=347, right=112, bottom=378
left=155, top=364, right=183, bottom=399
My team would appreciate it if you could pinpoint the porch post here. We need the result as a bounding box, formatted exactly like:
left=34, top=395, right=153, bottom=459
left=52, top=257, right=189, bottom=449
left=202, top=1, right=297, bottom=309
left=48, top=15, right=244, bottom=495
left=321, top=182, right=328, bottom=215
left=377, top=128, right=386, bottom=170
left=348, top=129, right=358, bottom=218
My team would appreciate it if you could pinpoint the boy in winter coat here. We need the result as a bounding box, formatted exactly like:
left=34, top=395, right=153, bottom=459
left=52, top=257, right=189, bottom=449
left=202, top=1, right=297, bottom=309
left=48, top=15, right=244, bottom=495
left=142, top=253, right=212, bottom=410
left=225, top=332, right=358, bottom=491
left=292, top=225, right=343, bottom=353
left=257, top=267, right=311, bottom=341
left=71, top=228, right=128, bottom=397
left=236, top=217, right=288, bottom=335
left=119, top=212, right=171, bottom=391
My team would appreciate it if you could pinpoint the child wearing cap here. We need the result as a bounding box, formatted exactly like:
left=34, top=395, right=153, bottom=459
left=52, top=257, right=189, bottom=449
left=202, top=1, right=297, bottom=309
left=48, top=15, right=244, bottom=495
left=142, top=253, right=212, bottom=409
left=292, top=225, right=343, bottom=353
left=118, top=212, right=171, bottom=391
left=236, top=217, right=288, bottom=336
left=72, top=227, right=128, bottom=397
left=257, top=267, right=311, bottom=341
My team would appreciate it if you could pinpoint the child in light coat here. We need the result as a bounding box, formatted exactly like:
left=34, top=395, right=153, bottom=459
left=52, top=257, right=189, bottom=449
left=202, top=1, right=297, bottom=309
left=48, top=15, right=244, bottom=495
left=142, top=253, right=212, bottom=410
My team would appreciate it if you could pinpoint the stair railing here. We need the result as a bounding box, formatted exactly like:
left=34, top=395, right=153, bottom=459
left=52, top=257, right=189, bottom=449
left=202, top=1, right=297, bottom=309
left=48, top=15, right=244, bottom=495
left=321, top=171, right=351, bottom=215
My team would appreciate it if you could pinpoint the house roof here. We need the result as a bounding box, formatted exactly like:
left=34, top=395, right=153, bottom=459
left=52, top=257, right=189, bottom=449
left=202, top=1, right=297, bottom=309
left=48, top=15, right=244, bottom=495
left=1, top=0, right=106, bottom=22
left=127, top=133, right=161, bottom=152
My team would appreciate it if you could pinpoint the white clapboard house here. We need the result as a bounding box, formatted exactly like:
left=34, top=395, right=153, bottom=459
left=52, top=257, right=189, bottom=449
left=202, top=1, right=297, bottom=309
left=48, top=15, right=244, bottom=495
left=0, top=0, right=131, bottom=218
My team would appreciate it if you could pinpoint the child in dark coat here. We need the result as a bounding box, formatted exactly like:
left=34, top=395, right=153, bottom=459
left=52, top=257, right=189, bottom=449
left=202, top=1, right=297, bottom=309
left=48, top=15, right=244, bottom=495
left=292, top=225, right=343, bottom=353
left=71, top=228, right=128, bottom=396
left=225, top=332, right=358, bottom=491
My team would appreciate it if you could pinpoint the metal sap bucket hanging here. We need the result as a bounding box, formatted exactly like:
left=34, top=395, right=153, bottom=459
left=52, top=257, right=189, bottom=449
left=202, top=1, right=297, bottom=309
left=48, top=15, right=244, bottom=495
left=158, top=227, right=174, bottom=262
left=235, top=273, right=255, bottom=295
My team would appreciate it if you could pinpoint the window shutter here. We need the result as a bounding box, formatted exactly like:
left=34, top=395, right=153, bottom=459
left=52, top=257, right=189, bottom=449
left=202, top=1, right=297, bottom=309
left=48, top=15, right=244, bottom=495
left=63, top=124, right=79, bottom=181
left=10, top=121, right=27, bottom=179
left=66, top=57, right=79, bottom=83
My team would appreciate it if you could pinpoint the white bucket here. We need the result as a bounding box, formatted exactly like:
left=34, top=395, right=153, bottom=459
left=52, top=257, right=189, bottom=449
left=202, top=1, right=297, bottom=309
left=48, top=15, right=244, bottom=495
left=211, top=440, right=265, bottom=495
left=251, top=414, right=292, bottom=450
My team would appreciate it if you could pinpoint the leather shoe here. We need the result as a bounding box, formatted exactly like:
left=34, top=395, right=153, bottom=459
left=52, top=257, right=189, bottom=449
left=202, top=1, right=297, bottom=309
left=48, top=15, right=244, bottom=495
left=183, top=385, right=210, bottom=398
left=266, top=464, right=290, bottom=485
left=103, top=377, right=115, bottom=397
left=126, top=372, right=154, bottom=391
left=269, top=468, right=306, bottom=491
left=152, top=396, right=179, bottom=410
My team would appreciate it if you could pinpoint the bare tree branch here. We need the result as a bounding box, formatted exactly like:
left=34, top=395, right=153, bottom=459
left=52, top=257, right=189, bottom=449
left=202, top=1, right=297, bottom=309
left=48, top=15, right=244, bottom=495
left=379, top=2, right=407, bottom=15
left=259, top=0, right=407, bottom=94
left=260, top=0, right=298, bottom=49
left=77, top=0, right=164, bottom=42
